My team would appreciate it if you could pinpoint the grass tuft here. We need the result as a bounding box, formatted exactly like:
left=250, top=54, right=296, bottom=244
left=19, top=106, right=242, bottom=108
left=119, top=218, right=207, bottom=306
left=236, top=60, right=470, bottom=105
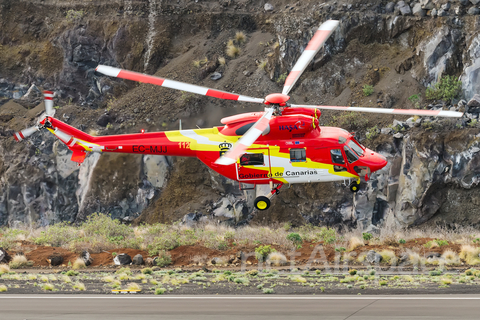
left=127, top=282, right=141, bottom=291
left=226, top=44, right=240, bottom=58
left=155, top=287, right=166, bottom=295
left=72, top=282, right=86, bottom=291
left=0, top=285, right=7, bottom=292
left=235, top=31, right=246, bottom=44
left=441, top=249, right=460, bottom=265
left=141, top=268, right=153, bottom=275
left=42, top=283, right=54, bottom=291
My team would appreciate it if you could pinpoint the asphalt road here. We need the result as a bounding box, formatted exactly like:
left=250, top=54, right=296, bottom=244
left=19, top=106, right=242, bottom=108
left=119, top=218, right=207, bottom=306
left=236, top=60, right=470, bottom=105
left=2, top=295, right=480, bottom=320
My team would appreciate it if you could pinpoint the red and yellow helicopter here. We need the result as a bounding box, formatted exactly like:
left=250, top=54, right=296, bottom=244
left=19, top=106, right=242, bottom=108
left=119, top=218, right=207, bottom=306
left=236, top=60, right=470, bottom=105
left=14, top=20, right=462, bottom=211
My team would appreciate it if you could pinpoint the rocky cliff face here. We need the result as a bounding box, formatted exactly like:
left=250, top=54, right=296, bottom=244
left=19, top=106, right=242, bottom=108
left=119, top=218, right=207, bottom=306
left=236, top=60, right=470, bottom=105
left=0, top=0, right=480, bottom=229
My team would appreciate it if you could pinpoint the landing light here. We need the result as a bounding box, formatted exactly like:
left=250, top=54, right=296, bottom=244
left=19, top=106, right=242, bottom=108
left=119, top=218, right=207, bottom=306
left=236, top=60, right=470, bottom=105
left=141, top=129, right=145, bottom=134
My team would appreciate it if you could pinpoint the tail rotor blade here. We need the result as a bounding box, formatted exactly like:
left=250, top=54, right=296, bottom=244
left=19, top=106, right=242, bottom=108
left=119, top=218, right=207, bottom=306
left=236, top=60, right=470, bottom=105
left=44, top=90, right=55, bottom=117
left=282, top=20, right=339, bottom=96
left=14, top=126, right=39, bottom=142
left=215, top=108, right=274, bottom=166
left=290, top=104, right=464, bottom=118
left=96, top=65, right=265, bottom=104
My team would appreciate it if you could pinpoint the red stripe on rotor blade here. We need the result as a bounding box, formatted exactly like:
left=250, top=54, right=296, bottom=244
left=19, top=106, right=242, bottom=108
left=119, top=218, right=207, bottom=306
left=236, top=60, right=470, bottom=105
left=284, top=71, right=301, bottom=86
left=14, top=133, right=19, bottom=141
left=118, top=70, right=165, bottom=86
left=44, top=96, right=53, bottom=100
left=43, top=90, right=54, bottom=94
left=206, top=90, right=240, bottom=100
left=305, top=30, right=331, bottom=51
left=257, top=116, right=271, bottom=130
left=19, top=131, right=25, bottom=139
left=393, top=109, right=440, bottom=115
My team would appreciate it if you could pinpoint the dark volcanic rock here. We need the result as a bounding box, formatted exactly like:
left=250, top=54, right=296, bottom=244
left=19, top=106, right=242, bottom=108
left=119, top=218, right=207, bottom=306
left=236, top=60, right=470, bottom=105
left=48, top=255, right=64, bottom=266
left=114, top=253, right=132, bottom=265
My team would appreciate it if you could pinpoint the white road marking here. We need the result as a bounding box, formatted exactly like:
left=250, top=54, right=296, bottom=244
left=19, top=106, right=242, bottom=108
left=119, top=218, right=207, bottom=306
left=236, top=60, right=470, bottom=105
left=1, top=295, right=480, bottom=300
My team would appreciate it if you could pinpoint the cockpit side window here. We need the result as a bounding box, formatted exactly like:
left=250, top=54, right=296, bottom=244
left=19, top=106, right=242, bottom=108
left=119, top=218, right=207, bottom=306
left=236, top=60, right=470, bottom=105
left=348, top=140, right=364, bottom=156
left=344, top=146, right=359, bottom=164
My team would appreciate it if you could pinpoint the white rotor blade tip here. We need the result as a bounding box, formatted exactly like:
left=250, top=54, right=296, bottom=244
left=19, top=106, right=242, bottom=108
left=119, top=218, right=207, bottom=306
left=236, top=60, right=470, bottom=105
left=96, top=65, right=121, bottom=77
left=319, top=20, right=340, bottom=31
left=43, top=91, right=55, bottom=117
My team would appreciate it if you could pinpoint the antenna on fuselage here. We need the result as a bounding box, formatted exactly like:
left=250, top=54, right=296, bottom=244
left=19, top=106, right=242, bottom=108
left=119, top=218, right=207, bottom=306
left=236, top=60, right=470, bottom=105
left=179, top=119, right=182, bottom=130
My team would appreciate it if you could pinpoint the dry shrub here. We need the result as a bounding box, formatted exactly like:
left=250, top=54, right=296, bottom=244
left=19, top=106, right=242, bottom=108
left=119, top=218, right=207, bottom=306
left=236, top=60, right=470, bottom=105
left=357, top=252, right=367, bottom=263
left=218, top=57, right=226, bottom=66
left=9, top=255, right=31, bottom=269
left=379, top=250, right=397, bottom=265
left=226, top=45, right=240, bottom=58
left=343, top=252, right=357, bottom=263
left=459, top=245, right=480, bottom=265
left=348, top=237, right=364, bottom=251
left=257, top=59, right=267, bottom=70
left=0, top=264, right=10, bottom=274
left=266, top=252, right=287, bottom=266
left=441, top=249, right=460, bottom=265
left=72, top=258, right=86, bottom=270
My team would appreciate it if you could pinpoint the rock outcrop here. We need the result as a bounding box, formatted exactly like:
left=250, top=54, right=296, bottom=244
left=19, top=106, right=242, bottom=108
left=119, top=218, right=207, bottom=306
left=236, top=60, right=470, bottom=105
left=1, top=0, right=480, bottom=230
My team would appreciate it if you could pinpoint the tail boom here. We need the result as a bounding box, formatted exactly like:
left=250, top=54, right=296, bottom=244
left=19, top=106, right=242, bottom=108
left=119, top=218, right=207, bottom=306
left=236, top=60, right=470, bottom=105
left=44, top=118, right=197, bottom=163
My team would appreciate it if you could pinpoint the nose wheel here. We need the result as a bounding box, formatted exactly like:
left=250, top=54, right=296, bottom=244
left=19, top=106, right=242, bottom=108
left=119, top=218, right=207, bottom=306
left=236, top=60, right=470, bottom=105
left=350, top=181, right=360, bottom=193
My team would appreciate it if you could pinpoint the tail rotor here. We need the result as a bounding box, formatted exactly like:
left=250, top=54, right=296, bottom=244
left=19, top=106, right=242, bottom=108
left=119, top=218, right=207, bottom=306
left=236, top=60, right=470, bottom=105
left=13, top=90, right=56, bottom=142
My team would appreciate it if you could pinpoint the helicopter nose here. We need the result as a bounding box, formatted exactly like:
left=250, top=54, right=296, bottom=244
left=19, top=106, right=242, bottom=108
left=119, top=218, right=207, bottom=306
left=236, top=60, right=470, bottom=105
left=362, top=149, right=388, bottom=173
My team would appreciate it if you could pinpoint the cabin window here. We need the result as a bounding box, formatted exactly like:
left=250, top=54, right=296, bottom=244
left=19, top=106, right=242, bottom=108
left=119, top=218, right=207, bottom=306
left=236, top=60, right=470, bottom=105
left=290, top=148, right=306, bottom=162
left=240, top=153, right=264, bottom=166
left=344, top=146, right=359, bottom=164
left=330, top=149, right=345, bottom=164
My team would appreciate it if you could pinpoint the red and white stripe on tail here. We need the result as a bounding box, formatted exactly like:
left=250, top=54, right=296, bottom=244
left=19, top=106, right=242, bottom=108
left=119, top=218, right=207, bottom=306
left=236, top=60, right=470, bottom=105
left=14, top=126, right=39, bottom=141
left=215, top=108, right=274, bottom=166
left=96, top=65, right=265, bottom=104
left=282, top=20, right=339, bottom=96
left=290, top=105, right=464, bottom=118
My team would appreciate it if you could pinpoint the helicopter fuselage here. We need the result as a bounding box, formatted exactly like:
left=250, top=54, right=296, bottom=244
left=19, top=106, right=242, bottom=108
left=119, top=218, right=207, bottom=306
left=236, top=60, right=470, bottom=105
left=40, top=109, right=387, bottom=187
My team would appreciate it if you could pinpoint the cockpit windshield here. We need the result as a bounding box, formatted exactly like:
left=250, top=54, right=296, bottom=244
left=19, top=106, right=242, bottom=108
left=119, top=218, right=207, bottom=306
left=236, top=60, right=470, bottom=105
left=348, top=139, right=364, bottom=157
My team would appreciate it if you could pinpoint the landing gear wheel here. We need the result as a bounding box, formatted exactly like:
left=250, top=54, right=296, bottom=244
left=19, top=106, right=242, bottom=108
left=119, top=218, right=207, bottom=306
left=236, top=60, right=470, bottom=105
left=350, top=182, right=360, bottom=193
left=254, top=196, right=271, bottom=211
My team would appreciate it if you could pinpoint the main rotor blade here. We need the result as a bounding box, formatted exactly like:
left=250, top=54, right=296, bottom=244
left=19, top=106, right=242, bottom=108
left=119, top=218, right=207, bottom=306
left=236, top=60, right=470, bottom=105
left=14, top=126, right=39, bottom=142
left=282, top=20, right=339, bottom=96
left=96, top=65, right=265, bottom=104
left=290, top=105, right=464, bottom=118
left=44, top=90, right=55, bottom=117
left=215, top=108, right=274, bottom=166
